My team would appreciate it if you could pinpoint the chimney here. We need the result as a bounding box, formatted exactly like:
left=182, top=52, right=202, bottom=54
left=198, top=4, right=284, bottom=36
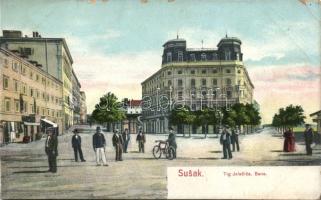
left=33, top=32, right=36, bottom=37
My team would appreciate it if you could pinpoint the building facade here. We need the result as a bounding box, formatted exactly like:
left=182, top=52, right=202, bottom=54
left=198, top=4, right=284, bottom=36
left=141, top=36, right=254, bottom=134
left=0, top=30, right=77, bottom=130
left=0, top=48, right=63, bottom=144
left=71, top=70, right=81, bottom=125
left=80, top=91, right=87, bottom=124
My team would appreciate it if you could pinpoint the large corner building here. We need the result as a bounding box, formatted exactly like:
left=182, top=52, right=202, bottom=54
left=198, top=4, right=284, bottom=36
left=141, top=36, right=254, bottom=134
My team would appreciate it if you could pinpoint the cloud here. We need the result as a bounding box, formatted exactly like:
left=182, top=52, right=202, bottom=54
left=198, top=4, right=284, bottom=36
left=72, top=50, right=161, bottom=113
left=248, top=64, right=321, bottom=124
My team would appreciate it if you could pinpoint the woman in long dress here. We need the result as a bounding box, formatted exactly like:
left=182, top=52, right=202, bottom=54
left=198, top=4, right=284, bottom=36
left=283, top=128, right=296, bottom=152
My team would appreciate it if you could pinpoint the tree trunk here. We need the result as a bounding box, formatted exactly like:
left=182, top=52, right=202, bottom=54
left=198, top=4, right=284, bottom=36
left=183, top=124, right=185, bottom=137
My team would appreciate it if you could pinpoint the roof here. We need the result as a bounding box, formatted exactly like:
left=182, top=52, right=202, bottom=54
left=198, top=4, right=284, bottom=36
left=130, top=100, right=142, bottom=107
left=217, top=36, right=242, bottom=47
left=163, top=38, right=186, bottom=47
left=0, top=37, right=74, bottom=64
left=310, top=110, right=321, bottom=117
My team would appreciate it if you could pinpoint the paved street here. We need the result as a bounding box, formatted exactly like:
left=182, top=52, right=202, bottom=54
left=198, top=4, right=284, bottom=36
left=1, top=126, right=320, bottom=199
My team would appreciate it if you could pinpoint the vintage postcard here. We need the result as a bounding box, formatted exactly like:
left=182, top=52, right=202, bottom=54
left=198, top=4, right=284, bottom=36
left=0, top=0, right=320, bottom=199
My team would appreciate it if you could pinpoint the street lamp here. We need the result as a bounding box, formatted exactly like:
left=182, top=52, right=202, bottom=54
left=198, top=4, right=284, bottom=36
left=169, top=86, right=172, bottom=111
left=156, top=87, right=160, bottom=111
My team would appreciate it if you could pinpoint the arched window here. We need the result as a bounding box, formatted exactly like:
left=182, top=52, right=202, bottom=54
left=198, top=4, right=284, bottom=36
left=178, top=51, right=183, bottom=62
left=201, top=53, right=207, bottom=61
left=226, top=78, right=232, bottom=85
left=167, top=52, right=172, bottom=62
left=224, top=51, right=231, bottom=60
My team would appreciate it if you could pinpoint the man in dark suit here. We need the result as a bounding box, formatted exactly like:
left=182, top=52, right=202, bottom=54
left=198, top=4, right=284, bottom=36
left=231, top=127, right=240, bottom=152
left=71, top=129, right=86, bottom=162
left=136, top=130, right=146, bottom=153
left=112, top=129, right=123, bottom=161
left=304, top=124, right=314, bottom=155
left=45, top=128, right=58, bottom=173
left=220, top=126, right=233, bottom=159
left=167, top=127, right=177, bottom=159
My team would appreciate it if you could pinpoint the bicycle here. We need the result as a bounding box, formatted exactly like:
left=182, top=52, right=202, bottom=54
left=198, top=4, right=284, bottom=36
left=152, top=140, right=175, bottom=160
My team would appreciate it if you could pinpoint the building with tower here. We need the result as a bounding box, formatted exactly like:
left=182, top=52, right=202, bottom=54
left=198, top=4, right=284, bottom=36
left=141, top=35, right=254, bottom=134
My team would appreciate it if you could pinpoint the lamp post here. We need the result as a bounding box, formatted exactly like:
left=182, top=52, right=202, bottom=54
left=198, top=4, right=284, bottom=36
left=156, top=87, right=160, bottom=111
left=169, top=86, right=172, bottom=111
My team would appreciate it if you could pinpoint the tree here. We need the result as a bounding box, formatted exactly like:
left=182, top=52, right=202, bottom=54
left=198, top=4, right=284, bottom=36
left=91, top=92, right=126, bottom=131
left=169, top=105, right=194, bottom=136
left=272, top=104, right=305, bottom=133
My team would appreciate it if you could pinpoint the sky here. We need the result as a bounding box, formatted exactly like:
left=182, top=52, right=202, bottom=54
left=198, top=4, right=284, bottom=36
left=0, top=0, right=320, bottom=124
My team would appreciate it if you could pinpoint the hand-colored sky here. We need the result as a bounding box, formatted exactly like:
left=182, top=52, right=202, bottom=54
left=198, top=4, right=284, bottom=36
left=1, top=0, right=320, bottom=124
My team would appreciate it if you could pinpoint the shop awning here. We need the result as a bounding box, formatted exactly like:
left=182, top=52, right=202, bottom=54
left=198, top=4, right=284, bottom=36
left=40, top=118, right=58, bottom=127
left=24, top=122, right=40, bottom=126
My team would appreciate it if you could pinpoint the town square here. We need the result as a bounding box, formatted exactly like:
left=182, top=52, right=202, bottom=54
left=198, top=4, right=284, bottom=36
left=0, top=0, right=320, bottom=199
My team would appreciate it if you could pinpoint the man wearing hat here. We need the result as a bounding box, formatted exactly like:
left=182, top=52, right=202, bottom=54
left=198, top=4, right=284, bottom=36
left=92, top=126, right=108, bottom=166
left=45, top=128, right=58, bottom=173
left=220, top=126, right=233, bottom=159
left=167, top=127, right=177, bottom=159
left=304, top=124, right=314, bottom=155
left=112, top=129, right=123, bottom=161
left=71, top=129, right=86, bottom=162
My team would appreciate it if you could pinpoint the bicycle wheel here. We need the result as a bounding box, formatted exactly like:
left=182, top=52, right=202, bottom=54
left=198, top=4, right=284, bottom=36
left=166, top=146, right=175, bottom=160
left=152, top=145, right=162, bottom=159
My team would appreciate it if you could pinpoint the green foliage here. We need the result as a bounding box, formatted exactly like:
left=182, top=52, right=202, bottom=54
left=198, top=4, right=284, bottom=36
left=272, top=104, right=305, bottom=128
left=91, top=92, right=126, bottom=124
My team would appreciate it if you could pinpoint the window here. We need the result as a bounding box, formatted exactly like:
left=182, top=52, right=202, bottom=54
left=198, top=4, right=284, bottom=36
left=178, top=51, right=183, bottom=62
left=191, top=90, right=196, bottom=99
left=24, top=102, right=27, bottom=113
left=191, top=79, right=196, bottom=87
left=177, top=70, right=182, bottom=74
left=30, top=104, right=34, bottom=114
left=227, top=91, right=232, bottom=99
left=14, top=99, right=19, bottom=112
left=202, top=69, right=207, bottom=74
left=226, top=78, right=232, bottom=85
left=3, top=75, right=9, bottom=90
left=5, top=98, right=11, bottom=112
left=178, top=79, right=183, bottom=87
left=36, top=106, right=40, bottom=115
left=29, top=71, right=33, bottom=80
left=167, top=52, right=172, bottom=62
left=36, top=90, right=39, bottom=98
left=190, top=54, right=196, bottom=61
left=213, top=79, right=217, bottom=86
left=226, top=69, right=231, bottom=73
left=212, top=69, right=217, bottom=73
left=42, top=108, right=45, bottom=116
left=168, top=80, right=172, bottom=86
left=22, top=66, right=26, bottom=75
left=20, top=47, right=33, bottom=56
left=36, top=74, right=39, bottom=81
left=224, top=51, right=231, bottom=60
left=14, top=80, right=19, bottom=92
left=236, top=53, right=240, bottom=60
left=201, top=53, right=207, bottom=61
left=178, top=91, right=183, bottom=100
left=30, top=88, right=34, bottom=97
left=4, top=59, right=8, bottom=68
left=47, top=109, right=50, bottom=116
left=238, top=69, right=241, bottom=74
left=167, top=71, right=172, bottom=76
left=201, top=90, right=207, bottom=97
left=202, top=79, right=207, bottom=86
left=12, top=62, right=19, bottom=72
left=213, top=53, right=218, bottom=60
left=190, top=70, right=195, bottom=74
left=22, top=83, right=27, bottom=95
